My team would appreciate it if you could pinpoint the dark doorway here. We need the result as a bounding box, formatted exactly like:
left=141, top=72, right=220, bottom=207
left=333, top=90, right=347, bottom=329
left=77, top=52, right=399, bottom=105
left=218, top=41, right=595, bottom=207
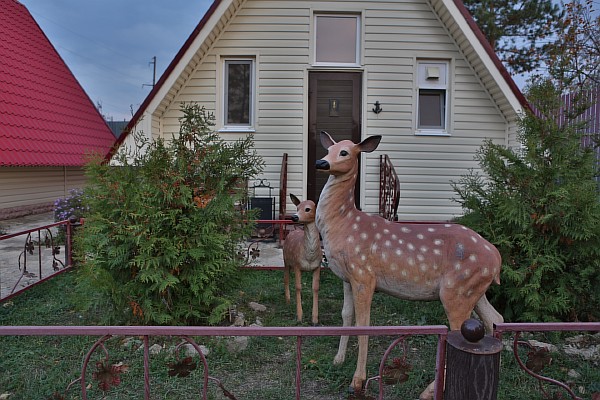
left=308, top=71, right=362, bottom=205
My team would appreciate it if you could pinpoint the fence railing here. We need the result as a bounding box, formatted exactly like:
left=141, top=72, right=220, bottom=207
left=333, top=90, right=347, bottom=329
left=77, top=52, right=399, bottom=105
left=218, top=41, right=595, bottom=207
left=0, top=324, right=449, bottom=400
left=0, top=219, right=77, bottom=301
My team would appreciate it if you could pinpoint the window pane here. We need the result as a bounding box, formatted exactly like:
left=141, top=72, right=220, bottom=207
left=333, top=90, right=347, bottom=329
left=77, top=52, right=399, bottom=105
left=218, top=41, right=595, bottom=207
left=418, top=89, right=445, bottom=129
left=315, top=16, right=358, bottom=64
left=226, top=62, right=251, bottom=125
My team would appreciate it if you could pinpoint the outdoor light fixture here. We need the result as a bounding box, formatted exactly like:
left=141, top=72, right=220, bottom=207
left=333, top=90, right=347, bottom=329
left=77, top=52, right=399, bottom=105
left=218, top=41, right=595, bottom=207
left=329, top=98, right=339, bottom=117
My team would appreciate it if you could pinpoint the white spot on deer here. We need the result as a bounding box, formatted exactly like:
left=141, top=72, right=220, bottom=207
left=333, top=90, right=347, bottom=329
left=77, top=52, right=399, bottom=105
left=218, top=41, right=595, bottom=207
left=375, top=233, right=382, bottom=240
left=392, top=234, right=398, bottom=240
left=420, top=246, right=428, bottom=253
left=434, top=239, right=443, bottom=246
left=482, top=267, right=490, bottom=276
left=466, top=289, right=473, bottom=297
left=401, top=227, right=411, bottom=233
left=355, top=215, right=360, bottom=222
left=355, top=246, right=361, bottom=254
left=413, top=275, right=420, bottom=282
left=445, top=224, right=452, bottom=228
left=347, top=236, right=354, bottom=243
left=390, top=263, right=398, bottom=271
left=371, top=222, right=378, bottom=229
left=407, top=243, right=415, bottom=251
left=485, top=244, right=491, bottom=251
left=433, top=263, right=439, bottom=270
left=401, top=269, right=408, bottom=277
left=382, top=252, right=388, bottom=261
left=350, top=263, right=356, bottom=270
left=358, top=268, right=364, bottom=276
left=428, top=227, right=436, bottom=232
left=420, top=264, right=428, bottom=272
left=352, top=224, right=358, bottom=231
left=385, top=240, right=392, bottom=247
left=470, top=236, right=478, bottom=243
left=469, top=254, right=477, bottom=262
left=461, top=226, right=468, bottom=230
left=433, top=249, right=442, bottom=256
left=458, top=286, right=465, bottom=295
left=446, top=279, right=454, bottom=288
left=371, top=243, right=379, bottom=252
left=398, top=239, right=404, bottom=245
left=454, top=262, right=462, bottom=271
left=464, top=268, right=471, bottom=277
left=417, top=234, right=424, bottom=240
left=408, top=257, right=415, bottom=266
left=384, top=229, right=390, bottom=235
left=417, top=254, right=425, bottom=262
left=360, top=232, right=368, bottom=240
left=367, top=265, right=373, bottom=273
left=361, top=254, right=367, bottom=262
left=395, top=249, right=403, bottom=256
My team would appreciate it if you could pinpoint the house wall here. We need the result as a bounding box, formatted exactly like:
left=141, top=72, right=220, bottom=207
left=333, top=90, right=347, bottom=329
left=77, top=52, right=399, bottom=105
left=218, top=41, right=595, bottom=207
left=148, top=0, right=509, bottom=221
left=0, top=167, right=86, bottom=220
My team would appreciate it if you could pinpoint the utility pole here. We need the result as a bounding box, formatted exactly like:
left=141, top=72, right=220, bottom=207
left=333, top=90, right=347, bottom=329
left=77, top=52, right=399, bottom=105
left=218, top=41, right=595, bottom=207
left=142, top=56, right=156, bottom=89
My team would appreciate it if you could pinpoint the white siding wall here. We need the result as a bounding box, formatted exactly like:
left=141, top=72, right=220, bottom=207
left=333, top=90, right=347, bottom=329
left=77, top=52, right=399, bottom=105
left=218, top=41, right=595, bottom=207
left=154, top=0, right=509, bottom=221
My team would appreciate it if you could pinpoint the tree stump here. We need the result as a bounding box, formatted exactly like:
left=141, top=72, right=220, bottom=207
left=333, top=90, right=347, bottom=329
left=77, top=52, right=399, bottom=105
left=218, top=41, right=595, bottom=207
left=445, top=319, right=502, bottom=400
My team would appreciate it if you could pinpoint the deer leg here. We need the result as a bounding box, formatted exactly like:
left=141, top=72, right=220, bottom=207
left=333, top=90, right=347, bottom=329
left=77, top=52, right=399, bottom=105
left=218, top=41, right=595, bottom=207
left=350, top=279, right=376, bottom=393
left=334, top=281, right=354, bottom=365
left=440, top=286, right=477, bottom=331
left=294, top=267, right=303, bottom=323
left=311, top=267, right=321, bottom=325
left=284, top=263, right=291, bottom=304
left=474, top=293, right=503, bottom=333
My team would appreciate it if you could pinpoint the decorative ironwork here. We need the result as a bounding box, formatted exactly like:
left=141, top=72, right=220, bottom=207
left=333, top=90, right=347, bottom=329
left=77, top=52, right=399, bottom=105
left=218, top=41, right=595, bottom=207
left=379, top=154, right=400, bottom=222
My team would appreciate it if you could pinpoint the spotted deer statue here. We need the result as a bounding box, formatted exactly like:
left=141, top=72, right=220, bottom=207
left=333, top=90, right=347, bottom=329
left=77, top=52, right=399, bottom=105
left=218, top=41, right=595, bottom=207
left=283, top=193, right=323, bottom=325
left=315, top=131, right=503, bottom=396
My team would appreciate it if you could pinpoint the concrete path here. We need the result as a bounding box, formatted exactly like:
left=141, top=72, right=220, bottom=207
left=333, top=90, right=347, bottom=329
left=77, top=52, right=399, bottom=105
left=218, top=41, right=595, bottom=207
left=0, top=212, right=66, bottom=300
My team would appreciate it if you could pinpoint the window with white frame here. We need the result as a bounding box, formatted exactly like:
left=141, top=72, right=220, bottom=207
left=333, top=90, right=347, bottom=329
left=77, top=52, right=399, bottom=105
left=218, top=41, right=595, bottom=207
left=416, top=61, right=449, bottom=134
left=223, top=59, right=255, bottom=129
left=314, top=14, right=360, bottom=66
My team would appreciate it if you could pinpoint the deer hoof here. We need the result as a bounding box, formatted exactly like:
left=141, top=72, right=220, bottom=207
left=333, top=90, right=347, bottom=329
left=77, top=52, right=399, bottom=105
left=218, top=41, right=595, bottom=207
left=333, top=354, right=345, bottom=365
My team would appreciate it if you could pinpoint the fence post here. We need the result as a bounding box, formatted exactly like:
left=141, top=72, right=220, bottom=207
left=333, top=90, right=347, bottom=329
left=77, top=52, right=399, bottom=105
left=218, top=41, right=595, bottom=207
left=445, top=318, right=502, bottom=400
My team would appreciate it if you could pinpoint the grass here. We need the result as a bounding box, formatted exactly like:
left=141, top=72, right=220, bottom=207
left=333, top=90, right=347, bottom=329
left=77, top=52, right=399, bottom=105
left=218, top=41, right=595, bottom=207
left=0, top=267, right=599, bottom=399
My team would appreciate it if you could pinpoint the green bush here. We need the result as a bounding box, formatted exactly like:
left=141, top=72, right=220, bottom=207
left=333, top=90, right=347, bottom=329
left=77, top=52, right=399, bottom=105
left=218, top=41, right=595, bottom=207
left=453, top=80, right=600, bottom=322
left=76, top=104, right=264, bottom=325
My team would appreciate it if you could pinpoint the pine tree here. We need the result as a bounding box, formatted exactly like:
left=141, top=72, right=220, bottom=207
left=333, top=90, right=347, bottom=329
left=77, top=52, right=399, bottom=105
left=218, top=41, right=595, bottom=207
left=76, top=104, right=264, bottom=325
left=452, top=80, right=600, bottom=322
left=463, top=0, right=562, bottom=74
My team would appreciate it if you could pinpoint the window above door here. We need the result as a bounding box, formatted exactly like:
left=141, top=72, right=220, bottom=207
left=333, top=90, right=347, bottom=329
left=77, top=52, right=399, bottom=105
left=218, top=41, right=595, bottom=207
left=313, top=14, right=361, bottom=67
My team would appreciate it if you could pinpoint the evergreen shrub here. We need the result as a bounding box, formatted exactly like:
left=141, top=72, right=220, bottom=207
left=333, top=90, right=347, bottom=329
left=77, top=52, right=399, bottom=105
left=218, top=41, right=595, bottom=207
left=76, top=104, right=264, bottom=325
left=453, top=80, right=600, bottom=322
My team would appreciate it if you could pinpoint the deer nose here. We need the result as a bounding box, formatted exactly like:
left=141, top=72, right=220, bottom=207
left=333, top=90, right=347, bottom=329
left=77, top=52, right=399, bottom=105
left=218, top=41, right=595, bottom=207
left=292, top=214, right=299, bottom=222
left=316, top=159, right=330, bottom=170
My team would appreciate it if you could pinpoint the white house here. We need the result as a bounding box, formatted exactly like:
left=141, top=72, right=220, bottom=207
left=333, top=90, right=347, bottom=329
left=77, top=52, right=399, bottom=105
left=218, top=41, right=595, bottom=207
left=111, top=0, right=528, bottom=221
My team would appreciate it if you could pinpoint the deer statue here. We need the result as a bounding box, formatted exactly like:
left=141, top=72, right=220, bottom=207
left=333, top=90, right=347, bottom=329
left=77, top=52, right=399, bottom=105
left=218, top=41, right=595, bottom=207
left=315, top=131, right=503, bottom=396
left=283, top=193, right=323, bottom=325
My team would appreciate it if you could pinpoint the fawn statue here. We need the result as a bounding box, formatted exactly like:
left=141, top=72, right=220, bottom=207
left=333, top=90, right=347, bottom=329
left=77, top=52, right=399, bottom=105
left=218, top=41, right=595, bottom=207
left=283, top=193, right=322, bottom=325
left=315, top=131, right=503, bottom=396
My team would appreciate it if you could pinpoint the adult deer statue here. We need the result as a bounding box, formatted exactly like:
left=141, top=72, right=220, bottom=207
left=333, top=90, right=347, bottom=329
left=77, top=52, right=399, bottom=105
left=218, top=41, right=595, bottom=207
left=283, top=193, right=322, bottom=325
left=315, top=131, right=503, bottom=396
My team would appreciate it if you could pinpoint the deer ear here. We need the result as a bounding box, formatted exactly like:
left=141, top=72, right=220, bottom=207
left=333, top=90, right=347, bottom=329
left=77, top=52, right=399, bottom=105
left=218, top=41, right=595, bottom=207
left=290, top=193, right=301, bottom=206
left=359, top=135, right=382, bottom=153
left=320, top=131, right=336, bottom=149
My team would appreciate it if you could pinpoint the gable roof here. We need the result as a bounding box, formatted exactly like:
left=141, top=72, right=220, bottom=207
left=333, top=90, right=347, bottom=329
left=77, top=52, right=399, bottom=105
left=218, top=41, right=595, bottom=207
left=109, top=0, right=530, bottom=159
left=0, top=0, right=116, bottom=167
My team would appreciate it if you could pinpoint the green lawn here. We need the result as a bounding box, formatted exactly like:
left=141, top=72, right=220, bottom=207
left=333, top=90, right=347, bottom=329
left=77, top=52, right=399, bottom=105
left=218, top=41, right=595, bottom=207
left=0, top=267, right=598, bottom=399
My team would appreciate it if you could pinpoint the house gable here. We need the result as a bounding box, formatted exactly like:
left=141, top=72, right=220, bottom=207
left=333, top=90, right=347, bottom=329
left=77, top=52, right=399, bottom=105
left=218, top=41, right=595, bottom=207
left=115, top=0, right=529, bottom=221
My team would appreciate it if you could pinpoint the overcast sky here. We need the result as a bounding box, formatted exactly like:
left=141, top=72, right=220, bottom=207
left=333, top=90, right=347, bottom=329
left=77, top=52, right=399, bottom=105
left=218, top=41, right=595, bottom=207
left=20, top=0, right=213, bottom=121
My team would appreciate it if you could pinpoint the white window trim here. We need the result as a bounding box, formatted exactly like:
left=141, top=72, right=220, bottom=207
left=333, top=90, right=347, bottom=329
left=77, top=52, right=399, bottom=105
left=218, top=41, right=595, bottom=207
left=313, top=14, right=361, bottom=68
left=220, top=58, right=256, bottom=132
left=415, top=60, right=451, bottom=136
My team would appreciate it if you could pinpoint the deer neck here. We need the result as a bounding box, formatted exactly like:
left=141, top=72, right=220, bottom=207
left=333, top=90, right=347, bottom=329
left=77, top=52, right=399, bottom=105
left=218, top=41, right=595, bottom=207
left=316, top=170, right=358, bottom=233
left=303, top=221, right=321, bottom=259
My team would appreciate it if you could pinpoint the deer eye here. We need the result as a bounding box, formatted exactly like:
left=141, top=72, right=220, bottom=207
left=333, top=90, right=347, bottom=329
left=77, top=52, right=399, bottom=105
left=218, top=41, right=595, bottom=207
left=305, top=207, right=311, bottom=212
left=340, top=150, right=349, bottom=156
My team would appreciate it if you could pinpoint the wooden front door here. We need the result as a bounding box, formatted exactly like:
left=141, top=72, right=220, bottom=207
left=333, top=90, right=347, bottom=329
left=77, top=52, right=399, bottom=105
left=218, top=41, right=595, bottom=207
left=308, top=71, right=362, bottom=205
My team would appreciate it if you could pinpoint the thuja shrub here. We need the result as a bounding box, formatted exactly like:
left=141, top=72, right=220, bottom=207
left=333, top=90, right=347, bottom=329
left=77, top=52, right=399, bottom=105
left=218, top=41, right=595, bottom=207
left=453, top=80, right=600, bottom=323
left=76, top=104, right=264, bottom=325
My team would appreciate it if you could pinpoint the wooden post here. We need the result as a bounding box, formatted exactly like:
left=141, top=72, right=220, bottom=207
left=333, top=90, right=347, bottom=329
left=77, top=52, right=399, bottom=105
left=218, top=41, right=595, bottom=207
left=445, top=318, right=503, bottom=400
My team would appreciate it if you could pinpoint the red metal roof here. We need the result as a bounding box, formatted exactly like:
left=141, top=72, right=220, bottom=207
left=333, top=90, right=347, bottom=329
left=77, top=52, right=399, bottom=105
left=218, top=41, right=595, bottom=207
left=0, top=0, right=116, bottom=167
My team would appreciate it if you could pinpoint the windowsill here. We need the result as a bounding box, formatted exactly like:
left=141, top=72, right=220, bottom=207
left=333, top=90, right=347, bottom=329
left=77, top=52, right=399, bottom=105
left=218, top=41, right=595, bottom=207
left=414, top=129, right=451, bottom=137
left=310, top=63, right=363, bottom=69
left=218, top=127, right=256, bottom=134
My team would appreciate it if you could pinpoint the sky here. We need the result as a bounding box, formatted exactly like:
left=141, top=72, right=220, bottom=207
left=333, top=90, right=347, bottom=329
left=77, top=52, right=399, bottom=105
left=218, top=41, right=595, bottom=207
left=20, top=0, right=214, bottom=122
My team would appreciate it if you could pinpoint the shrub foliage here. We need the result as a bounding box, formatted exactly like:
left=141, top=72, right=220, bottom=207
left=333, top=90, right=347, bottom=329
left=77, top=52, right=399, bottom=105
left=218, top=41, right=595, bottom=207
left=76, top=104, right=264, bottom=325
left=453, top=80, right=600, bottom=322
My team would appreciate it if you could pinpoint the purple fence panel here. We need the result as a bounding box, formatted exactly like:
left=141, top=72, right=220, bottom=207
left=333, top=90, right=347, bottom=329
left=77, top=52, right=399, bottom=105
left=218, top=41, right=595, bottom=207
left=0, top=324, right=449, bottom=400
left=494, top=322, right=600, bottom=400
